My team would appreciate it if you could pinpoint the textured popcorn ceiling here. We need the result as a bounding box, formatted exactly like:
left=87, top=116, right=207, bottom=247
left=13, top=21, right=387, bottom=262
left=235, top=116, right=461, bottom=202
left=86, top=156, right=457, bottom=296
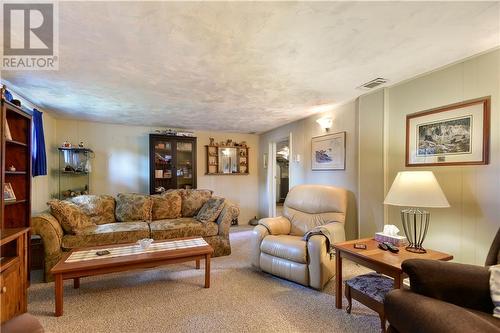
left=2, top=2, right=499, bottom=133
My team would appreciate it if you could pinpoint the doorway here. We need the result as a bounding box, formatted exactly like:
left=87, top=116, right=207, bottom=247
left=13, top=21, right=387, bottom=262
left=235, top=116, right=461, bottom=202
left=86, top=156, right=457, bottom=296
left=275, top=139, right=290, bottom=216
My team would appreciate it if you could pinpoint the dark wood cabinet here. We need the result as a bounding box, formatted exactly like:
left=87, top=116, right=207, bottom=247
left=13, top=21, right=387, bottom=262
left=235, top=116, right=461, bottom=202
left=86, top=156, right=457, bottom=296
left=149, top=135, right=197, bottom=194
left=1, top=90, right=31, bottom=323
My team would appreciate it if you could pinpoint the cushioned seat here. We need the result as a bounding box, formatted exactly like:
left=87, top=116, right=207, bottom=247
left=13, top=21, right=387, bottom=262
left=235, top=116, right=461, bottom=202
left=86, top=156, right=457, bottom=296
left=251, top=184, right=348, bottom=289
left=62, top=222, right=150, bottom=249
left=346, top=273, right=394, bottom=303
left=150, top=217, right=218, bottom=240
left=260, top=235, right=307, bottom=263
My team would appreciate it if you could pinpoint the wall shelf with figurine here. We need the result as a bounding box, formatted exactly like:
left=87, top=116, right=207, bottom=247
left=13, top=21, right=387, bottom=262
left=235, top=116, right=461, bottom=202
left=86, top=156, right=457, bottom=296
left=205, top=138, right=249, bottom=175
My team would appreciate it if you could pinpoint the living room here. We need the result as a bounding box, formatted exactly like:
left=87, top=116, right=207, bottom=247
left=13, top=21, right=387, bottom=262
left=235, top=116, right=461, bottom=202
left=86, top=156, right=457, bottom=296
left=1, top=1, right=499, bottom=333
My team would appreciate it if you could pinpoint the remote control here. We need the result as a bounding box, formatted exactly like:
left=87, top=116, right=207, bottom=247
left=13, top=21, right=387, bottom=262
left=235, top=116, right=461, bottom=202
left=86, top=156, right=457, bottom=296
left=378, top=243, right=388, bottom=251
left=383, top=242, right=400, bottom=253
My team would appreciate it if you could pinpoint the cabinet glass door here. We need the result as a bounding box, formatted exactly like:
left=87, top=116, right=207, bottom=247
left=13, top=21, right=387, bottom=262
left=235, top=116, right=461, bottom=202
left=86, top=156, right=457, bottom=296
left=152, top=140, right=174, bottom=193
left=176, top=141, right=194, bottom=189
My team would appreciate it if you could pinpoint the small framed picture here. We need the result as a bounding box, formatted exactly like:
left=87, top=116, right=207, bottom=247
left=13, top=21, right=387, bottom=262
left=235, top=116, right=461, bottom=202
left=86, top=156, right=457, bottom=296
left=311, top=131, right=346, bottom=170
left=5, top=120, right=12, bottom=140
left=4, top=183, right=16, bottom=201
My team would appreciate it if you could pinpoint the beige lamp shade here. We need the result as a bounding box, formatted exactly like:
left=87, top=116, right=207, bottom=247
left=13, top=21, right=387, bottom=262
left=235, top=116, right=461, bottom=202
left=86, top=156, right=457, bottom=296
left=384, top=171, right=450, bottom=208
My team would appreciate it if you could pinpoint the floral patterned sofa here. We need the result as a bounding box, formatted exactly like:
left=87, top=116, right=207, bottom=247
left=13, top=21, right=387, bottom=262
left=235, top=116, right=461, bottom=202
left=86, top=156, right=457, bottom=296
left=32, top=189, right=239, bottom=282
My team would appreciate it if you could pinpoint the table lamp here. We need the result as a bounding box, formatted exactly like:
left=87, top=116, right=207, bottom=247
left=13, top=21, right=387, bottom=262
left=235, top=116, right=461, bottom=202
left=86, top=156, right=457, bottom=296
left=384, top=171, right=449, bottom=253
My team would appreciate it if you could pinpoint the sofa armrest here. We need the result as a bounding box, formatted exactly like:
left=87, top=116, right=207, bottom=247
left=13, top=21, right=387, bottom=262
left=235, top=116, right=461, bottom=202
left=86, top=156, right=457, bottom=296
left=215, top=200, right=239, bottom=238
left=402, top=259, right=494, bottom=313
left=258, top=216, right=291, bottom=235
left=31, top=212, right=64, bottom=282
left=385, top=289, right=500, bottom=333
left=317, top=221, right=346, bottom=244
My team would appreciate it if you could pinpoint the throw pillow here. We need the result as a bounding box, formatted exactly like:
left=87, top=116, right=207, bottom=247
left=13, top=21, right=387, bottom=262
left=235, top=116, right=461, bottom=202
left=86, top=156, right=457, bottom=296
left=490, top=264, right=500, bottom=318
left=47, top=199, right=95, bottom=235
left=151, top=192, right=182, bottom=220
left=70, top=195, right=116, bottom=225
left=115, top=193, right=152, bottom=222
left=180, top=189, right=213, bottom=217
left=195, top=197, right=225, bottom=223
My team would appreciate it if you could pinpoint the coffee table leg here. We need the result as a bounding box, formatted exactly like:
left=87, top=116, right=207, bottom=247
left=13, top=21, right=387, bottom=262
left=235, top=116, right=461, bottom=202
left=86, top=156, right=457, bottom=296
left=55, top=274, right=63, bottom=317
left=73, top=277, right=80, bottom=289
left=204, top=254, right=211, bottom=288
left=196, top=259, right=200, bottom=269
left=335, top=251, right=342, bottom=309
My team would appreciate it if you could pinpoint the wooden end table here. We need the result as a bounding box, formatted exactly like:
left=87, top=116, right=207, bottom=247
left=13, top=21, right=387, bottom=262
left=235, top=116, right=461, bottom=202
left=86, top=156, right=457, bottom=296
left=333, top=238, right=453, bottom=309
left=50, top=237, right=213, bottom=317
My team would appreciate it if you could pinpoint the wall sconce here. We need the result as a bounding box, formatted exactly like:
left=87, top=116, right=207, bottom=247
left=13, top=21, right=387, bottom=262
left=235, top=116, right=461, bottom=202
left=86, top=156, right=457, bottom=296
left=316, top=117, right=333, bottom=131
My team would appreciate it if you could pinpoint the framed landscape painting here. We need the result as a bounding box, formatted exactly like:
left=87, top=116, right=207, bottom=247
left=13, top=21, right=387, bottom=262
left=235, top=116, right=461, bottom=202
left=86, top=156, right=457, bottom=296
left=311, top=131, right=346, bottom=170
left=406, top=96, right=490, bottom=166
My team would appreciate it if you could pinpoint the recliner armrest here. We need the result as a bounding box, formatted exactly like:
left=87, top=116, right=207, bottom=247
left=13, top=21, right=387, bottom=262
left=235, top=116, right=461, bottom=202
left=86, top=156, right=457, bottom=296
left=402, top=259, right=494, bottom=313
left=258, top=216, right=291, bottom=235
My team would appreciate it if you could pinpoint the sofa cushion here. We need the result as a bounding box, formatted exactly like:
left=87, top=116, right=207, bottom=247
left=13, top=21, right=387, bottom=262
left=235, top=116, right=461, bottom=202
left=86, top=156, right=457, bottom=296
left=149, top=217, right=218, bottom=240
left=115, top=193, right=152, bottom=222
left=61, top=221, right=150, bottom=249
left=260, top=235, right=307, bottom=264
left=151, top=192, right=182, bottom=220
left=47, top=200, right=95, bottom=235
left=195, top=197, right=225, bottom=223
left=178, top=189, right=213, bottom=217
left=70, top=195, right=116, bottom=225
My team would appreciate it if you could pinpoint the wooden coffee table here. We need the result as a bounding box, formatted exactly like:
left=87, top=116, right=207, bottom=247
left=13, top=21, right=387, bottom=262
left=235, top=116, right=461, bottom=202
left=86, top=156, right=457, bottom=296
left=333, top=238, right=453, bottom=309
left=50, top=237, right=213, bottom=317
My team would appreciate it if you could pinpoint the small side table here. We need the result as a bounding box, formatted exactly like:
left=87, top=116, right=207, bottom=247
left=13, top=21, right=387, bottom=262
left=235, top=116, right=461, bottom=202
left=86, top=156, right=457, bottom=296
left=333, top=238, right=453, bottom=309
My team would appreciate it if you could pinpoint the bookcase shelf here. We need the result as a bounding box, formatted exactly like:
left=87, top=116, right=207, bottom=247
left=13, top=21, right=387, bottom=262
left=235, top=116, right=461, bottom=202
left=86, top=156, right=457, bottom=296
left=1, top=88, right=31, bottom=323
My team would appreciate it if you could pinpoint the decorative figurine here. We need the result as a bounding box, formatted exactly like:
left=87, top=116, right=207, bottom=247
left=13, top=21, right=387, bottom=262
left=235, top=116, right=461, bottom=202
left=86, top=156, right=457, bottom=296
left=8, top=165, right=16, bottom=172
left=62, top=141, right=71, bottom=148
left=240, top=141, right=247, bottom=148
left=226, top=139, right=233, bottom=146
left=78, top=141, right=84, bottom=148
left=209, top=137, right=215, bottom=146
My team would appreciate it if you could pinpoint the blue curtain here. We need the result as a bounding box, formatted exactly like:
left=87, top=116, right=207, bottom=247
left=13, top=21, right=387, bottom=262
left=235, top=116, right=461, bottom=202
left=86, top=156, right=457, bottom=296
left=32, top=109, right=47, bottom=176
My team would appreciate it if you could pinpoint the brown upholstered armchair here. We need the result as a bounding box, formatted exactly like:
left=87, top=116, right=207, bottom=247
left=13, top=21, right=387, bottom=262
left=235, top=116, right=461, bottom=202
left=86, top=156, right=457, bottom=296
left=384, top=228, right=500, bottom=333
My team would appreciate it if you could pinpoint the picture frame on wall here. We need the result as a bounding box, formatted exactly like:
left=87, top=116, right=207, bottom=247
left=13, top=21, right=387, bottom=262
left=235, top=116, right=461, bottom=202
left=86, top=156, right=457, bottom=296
left=5, top=119, right=12, bottom=140
left=406, top=96, right=490, bottom=166
left=311, top=131, right=346, bottom=170
left=4, top=182, right=16, bottom=201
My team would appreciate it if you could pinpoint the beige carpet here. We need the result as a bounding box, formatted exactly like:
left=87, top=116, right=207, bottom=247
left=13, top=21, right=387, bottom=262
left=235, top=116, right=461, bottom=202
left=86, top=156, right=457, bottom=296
left=29, top=226, right=380, bottom=332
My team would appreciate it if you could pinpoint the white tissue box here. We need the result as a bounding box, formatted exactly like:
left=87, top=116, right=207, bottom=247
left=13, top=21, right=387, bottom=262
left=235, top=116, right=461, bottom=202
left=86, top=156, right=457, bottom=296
left=374, top=232, right=408, bottom=247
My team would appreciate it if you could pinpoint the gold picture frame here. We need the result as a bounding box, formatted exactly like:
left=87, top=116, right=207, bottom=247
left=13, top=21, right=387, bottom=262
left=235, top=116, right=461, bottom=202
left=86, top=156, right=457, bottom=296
left=5, top=119, right=12, bottom=140
left=4, top=183, right=16, bottom=201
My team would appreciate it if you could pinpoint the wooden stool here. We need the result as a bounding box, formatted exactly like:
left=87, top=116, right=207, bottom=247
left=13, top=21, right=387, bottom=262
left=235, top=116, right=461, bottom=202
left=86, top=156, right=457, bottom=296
left=345, top=273, right=394, bottom=332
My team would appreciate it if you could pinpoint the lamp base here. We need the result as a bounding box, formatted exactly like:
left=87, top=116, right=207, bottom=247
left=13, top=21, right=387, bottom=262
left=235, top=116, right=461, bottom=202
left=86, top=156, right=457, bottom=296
left=401, top=208, right=430, bottom=255
left=405, top=246, right=427, bottom=254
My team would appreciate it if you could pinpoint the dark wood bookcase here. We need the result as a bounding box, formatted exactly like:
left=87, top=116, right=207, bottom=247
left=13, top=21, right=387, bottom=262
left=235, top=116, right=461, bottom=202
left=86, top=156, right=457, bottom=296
left=149, top=134, right=197, bottom=194
left=1, top=94, right=31, bottom=323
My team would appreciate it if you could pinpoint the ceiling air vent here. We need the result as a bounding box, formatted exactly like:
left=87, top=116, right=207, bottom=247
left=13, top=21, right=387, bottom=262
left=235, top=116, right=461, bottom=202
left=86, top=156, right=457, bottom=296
left=357, top=78, right=388, bottom=90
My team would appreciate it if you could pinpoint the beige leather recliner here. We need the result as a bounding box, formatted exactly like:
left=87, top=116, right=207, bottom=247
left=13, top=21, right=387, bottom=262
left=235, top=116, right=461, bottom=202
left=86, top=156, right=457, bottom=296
left=251, top=184, right=347, bottom=289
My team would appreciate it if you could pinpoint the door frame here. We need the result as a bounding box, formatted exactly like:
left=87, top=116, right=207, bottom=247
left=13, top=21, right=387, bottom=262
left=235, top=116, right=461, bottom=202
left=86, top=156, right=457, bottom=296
left=267, top=132, right=292, bottom=217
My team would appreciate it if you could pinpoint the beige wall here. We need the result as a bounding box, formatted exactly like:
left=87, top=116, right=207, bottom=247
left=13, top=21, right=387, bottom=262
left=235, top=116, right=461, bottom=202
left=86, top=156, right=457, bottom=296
left=358, top=89, right=385, bottom=237
left=34, top=119, right=259, bottom=224
left=259, top=100, right=359, bottom=240
left=385, top=49, right=500, bottom=264
left=259, top=49, right=499, bottom=264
